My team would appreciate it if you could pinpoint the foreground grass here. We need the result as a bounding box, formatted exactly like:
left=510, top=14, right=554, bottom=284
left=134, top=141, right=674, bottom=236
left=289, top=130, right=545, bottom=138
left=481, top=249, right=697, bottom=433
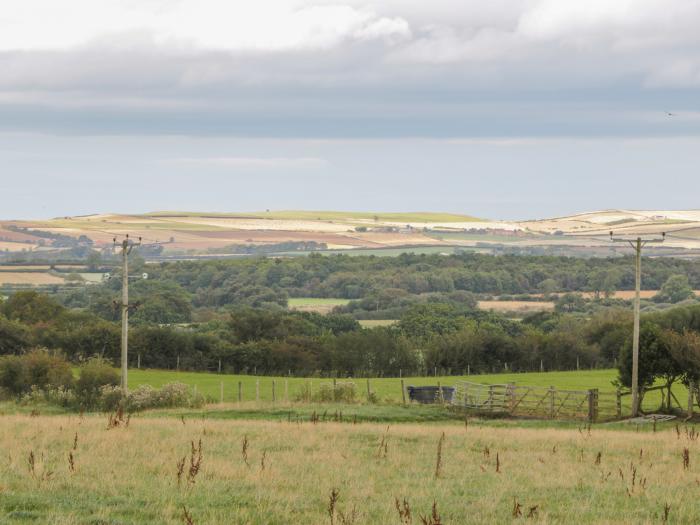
left=127, top=368, right=679, bottom=415
left=1, top=413, right=698, bottom=523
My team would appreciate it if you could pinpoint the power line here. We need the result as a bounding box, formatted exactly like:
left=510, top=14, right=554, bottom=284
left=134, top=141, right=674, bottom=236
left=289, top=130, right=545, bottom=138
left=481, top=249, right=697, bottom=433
left=609, top=230, right=665, bottom=417
left=113, top=234, right=142, bottom=394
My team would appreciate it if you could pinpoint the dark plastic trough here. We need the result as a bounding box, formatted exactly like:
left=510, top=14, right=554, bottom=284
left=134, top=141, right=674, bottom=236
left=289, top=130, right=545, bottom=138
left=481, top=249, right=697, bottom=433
left=407, top=385, right=454, bottom=404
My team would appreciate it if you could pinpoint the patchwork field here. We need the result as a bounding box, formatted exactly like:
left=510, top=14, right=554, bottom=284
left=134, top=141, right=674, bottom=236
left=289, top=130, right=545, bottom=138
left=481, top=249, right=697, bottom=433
left=1, top=410, right=698, bottom=524
left=3, top=208, right=700, bottom=257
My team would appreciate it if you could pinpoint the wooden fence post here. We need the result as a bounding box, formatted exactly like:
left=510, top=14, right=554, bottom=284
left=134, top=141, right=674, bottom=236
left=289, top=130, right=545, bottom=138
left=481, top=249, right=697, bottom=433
left=616, top=387, right=622, bottom=418
left=219, top=381, right=224, bottom=404
left=218, top=359, right=221, bottom=374
left=467, top=364, right=470, bottom=376
left=588, top=388, right=599, bottom=423
left=284, top=379, right=289, bottom=403
left=256, top=379, right=260, bottom=403
left=401, top=379, right=406, bottom=406
left=238, top=381, right=242, bottom=404
left=137, top=353, right=141, bottom=369
left=507, top=383, right=516, bottom=413
left=548, top=386, right=555, bottom=418
left=366, top=378, right=372, bottom=401
left=438, top=381, right=444, bottom=405
left=272, top=380, right=276, bottom=404
left=688, top=380, right=695, bottom=419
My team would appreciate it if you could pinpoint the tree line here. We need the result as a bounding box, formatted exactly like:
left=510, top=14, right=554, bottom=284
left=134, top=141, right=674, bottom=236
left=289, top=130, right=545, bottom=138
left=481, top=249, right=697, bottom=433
left=3, top=289, right=700, bottom=382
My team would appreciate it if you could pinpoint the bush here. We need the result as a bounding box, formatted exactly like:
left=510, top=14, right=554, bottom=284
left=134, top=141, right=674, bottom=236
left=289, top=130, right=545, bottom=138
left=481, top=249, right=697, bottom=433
left=75, top=358, right=119, bottom=408
left=20, top=385, right=76, bottom=407
left=98, top=382, right=205, bottom=412
left=0, top=349, right=74, bottom=396
left=313, top=381, right=358, bottom=403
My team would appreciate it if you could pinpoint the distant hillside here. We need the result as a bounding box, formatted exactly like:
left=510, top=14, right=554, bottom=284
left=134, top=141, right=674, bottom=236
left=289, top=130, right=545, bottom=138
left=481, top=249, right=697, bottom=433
left=1, top=209, right=699, bottom=259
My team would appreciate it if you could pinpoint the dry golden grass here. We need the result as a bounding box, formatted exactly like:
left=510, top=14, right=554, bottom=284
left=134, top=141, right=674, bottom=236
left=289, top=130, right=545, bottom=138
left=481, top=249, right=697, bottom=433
left=1, top=413, right=699, bottom=523
left=0, top=272, right=65, bottom=285
left=478, top=300, right=555, bottom=313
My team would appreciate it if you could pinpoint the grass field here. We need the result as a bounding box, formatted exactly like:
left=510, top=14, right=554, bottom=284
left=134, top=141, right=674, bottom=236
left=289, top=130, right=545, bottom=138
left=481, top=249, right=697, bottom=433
left=1, top=412, right=699, bottom=523
left=358, top=319, right=398, bottom=328
left=288, top=298, right=350, bottom=314
left=125, top=368, right=678, bottom=415
left=147, top=210, right=482, bottom=223
left=478, top=300, right=555, bottom=313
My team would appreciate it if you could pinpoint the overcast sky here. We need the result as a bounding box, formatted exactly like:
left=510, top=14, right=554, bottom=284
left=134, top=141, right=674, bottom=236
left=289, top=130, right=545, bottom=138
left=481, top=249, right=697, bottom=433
left=2, top=0, right=700, bottom=220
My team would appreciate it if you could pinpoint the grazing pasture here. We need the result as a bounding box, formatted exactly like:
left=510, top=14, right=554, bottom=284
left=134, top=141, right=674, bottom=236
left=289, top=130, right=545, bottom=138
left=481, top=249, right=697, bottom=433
left=1, top=413, right=698, bottom=523
left=126, top=369, right=679, bottom=415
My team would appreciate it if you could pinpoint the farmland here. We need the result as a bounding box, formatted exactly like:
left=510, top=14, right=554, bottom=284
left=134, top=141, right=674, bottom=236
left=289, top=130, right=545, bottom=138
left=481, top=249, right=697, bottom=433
left=122, top=368, right=677, bottom=415
left=4, top=208, right=700, bottom=258
left=1, top=410, right=699, bottom=524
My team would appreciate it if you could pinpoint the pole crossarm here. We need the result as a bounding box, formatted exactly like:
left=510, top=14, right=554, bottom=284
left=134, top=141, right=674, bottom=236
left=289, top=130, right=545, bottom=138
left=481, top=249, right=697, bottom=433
left=609, top=231, right=665, bottom=417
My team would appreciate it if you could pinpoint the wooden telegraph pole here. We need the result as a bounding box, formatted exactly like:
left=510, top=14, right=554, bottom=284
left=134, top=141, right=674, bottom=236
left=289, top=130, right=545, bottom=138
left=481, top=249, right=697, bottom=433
left=114, top=234, right=142, bottom=394
left=610, top=231, right=665, bottom=417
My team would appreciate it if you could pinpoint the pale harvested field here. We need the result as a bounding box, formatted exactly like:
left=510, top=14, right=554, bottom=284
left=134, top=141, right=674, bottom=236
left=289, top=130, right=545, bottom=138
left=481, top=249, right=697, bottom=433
left=0, top=241, right=37, bottom=252
left=479, top=300, right=555, bottom=313
left=0, top=272, right=64, bottom=285
left=0, top=414, right=698, bottom=524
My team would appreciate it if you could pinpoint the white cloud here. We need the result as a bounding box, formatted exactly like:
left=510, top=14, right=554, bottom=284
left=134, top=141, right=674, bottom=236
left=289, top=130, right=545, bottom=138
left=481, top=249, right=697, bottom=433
left=0, top=1, right=410, bottom=52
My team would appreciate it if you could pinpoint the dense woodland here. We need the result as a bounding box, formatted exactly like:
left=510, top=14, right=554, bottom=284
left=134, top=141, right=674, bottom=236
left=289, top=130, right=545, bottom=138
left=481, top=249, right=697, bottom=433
left=1, top=253, right=700, bottom=389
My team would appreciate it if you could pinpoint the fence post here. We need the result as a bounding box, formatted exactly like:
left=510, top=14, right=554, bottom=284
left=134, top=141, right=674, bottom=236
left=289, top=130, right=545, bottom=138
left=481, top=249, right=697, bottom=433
left=220, top=381, right=224, bottom=404
left=272, top=380, right=276, bottom=404
left=588, top=389, right=599, bottom=422
left=238, top=381, right=242, bottom=404
left=467, top=364, right=470, bottom=376
left=137, top=353, right=141, bottom=369
left=548, top=386, right=555, bottom=418
left=438, top=381, right=444, bottom=405
left=256, top=379, right=260, bottom=403
left=540, top=360, right=544, bottom=373
left=507, top=383, right=516, bottom=413
left=688, top=380, right=695, bottom=419
left=616, top=387, right=622, bottom=418
left=401, top=379, right=406, bottom=406
left=176, top=355, right=180, bottom=371
left=284, top=379, right=289, bottom=403
left=366, top=378, right=372, bottom=401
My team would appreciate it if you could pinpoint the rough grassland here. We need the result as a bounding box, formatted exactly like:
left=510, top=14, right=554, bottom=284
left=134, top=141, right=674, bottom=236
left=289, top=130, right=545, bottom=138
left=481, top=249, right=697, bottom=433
left=127, top=368, right=676, bottom=414
left=1, top=414, right=698, bottom=524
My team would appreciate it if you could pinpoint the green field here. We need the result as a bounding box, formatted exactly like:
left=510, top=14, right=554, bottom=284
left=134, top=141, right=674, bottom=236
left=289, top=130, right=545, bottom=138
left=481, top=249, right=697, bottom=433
left=358, top=319, right=398, bottom=328
left=287, top=298, right=350, bottom=307
left=148, top=210, right=482, bottom=223
left=126, top=368, right=679, bottom=415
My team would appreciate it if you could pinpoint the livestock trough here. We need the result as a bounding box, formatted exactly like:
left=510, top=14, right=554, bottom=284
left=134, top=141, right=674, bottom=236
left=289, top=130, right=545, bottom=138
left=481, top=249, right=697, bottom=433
left=407, top=385, right=454, bottom=404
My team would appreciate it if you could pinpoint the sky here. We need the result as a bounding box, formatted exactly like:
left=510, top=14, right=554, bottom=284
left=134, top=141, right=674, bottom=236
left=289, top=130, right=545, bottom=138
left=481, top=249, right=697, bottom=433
left=1, top=0, right=700, bottom=220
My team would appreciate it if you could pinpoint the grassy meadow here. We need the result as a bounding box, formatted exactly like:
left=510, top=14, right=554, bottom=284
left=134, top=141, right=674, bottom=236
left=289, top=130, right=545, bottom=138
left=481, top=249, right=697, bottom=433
left=123, top=368, right=682, bottom=416
left=1, top=412, right=699, bottom=524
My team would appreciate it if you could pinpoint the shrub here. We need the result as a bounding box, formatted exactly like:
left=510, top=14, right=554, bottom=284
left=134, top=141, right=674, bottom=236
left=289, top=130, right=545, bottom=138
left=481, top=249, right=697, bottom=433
left=0, top=349, right=73, bottom=396
left=75, top=358, right=119, bottom=408
left=98, top=382, right=205, bottom=412
left=313, top=381, right=357, bottom=403
left=20, top=385, right=76, bottom=407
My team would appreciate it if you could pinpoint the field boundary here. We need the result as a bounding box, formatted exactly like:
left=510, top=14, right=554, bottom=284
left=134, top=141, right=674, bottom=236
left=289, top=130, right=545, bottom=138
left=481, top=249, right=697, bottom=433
left=451, top=381, right=621, bottom=421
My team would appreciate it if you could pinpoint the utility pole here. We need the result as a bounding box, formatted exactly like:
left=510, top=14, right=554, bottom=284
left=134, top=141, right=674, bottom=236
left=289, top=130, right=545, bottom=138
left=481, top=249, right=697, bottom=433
left=610, top=231, right=665, bottom=417
left=114, top=234, right=142, bottom=394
